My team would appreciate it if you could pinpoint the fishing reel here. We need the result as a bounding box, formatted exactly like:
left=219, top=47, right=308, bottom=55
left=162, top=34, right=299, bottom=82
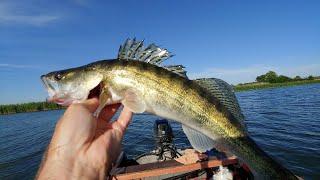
left=153, top=119, right=181, bottom=160
left=154, top=119, right=174, bottom=145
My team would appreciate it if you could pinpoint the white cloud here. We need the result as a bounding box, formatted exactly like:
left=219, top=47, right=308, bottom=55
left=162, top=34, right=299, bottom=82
left=188, top=64, right=320, bottom=85
left=0, top=1, right=60, bottom=26
left=0, top=63, right=40, bottom=69
left=0, top=14, right=59, bottom=26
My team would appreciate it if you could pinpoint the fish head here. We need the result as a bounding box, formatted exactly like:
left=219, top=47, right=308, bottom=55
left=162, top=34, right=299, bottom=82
left=41, top=67, right=103, bottom=106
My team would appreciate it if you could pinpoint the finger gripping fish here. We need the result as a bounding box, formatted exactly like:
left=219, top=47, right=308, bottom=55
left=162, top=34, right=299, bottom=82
left=41, top=38, right=298, bottom=179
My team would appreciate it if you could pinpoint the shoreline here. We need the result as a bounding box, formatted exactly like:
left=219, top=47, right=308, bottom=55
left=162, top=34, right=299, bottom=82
left=1, top=80, right=319, bottom=115
left=234, top=79, right=320, bottom=92
left=0, top=102, right=64, bottom=115
left=0, top=108, right=64, bottom=115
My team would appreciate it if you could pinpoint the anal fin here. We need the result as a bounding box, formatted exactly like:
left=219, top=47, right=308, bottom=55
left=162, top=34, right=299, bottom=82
left=182, top=125, right=216, bottom=153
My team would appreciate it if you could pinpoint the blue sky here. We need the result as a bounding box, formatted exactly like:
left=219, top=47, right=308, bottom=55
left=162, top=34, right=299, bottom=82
left=0, top=0, right=319, bottom=104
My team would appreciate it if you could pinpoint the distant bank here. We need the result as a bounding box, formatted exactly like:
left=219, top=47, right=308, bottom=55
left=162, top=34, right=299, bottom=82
left=0, top=102, right=64, bottom=115
left=234, top=70, right=320, bottom=91
left=1, top=79, right=320, bottom=115
left=234, top=79, right=320, bottom=92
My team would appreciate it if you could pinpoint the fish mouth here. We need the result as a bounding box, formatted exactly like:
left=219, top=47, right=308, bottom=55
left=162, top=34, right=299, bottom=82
left=47, top=96, right=74, bottom=106
left=41, top=75, right=102, bottom=106
left=47, top=83, right=101, bottom=106
left=41, top=75, right=71, bottom=106
left=41, top=75, right=56, bottom=97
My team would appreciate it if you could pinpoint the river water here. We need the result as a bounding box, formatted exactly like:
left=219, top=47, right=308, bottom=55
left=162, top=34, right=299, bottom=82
left=0, top=84, right=319, bottom=179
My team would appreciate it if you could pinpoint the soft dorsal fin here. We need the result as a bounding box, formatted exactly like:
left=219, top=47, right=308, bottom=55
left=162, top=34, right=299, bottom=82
left=182, top=124, right=216, bottom=153
left=117, top=38, right=187, bottom=77
left=194, top=78, right=246, bottom=130
left=183, top=78, right=246, bottom=152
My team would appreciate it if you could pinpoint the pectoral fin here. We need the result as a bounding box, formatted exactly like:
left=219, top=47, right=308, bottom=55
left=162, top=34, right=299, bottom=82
left=94, top=87, right=111, bottom=117
left=122, top=90, right=146, bottom=113
left=182, top=125, right=216, bottom=153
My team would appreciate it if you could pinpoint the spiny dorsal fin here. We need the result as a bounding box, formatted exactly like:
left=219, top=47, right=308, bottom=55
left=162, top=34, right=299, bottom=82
left=117, top=38, right=187, bottom=77
left=194, top=78, right=246, bottom=130
left=118, top=38, right=172, bottom=65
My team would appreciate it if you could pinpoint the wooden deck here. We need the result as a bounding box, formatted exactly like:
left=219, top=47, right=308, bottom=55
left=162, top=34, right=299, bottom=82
left=111, top=156, right=238, bottom=180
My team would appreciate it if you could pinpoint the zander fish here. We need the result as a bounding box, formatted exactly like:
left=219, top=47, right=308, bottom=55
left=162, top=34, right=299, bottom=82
left=41, top=38, right=298, bottom=179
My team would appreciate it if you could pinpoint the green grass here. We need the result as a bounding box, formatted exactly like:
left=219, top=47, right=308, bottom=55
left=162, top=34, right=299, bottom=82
left=234, top=79, right=320, bottom=92
left=0, top=102, right=64, bottom=115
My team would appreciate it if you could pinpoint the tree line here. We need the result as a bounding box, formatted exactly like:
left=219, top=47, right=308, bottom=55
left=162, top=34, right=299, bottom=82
left=0, top=102, right=63, bottom=115
left=256, top=71, right=316, bottom=83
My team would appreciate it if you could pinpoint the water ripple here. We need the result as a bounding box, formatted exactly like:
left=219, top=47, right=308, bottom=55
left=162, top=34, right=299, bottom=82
left=0, top=84, right=319, bottom=179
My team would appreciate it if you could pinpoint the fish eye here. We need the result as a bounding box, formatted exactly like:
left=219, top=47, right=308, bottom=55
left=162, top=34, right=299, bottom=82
left=54, top=73, right=62, bottom=81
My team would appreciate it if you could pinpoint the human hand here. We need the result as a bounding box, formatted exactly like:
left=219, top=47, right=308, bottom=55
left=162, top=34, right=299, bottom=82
left=37, top=98, right=132, bottom=180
